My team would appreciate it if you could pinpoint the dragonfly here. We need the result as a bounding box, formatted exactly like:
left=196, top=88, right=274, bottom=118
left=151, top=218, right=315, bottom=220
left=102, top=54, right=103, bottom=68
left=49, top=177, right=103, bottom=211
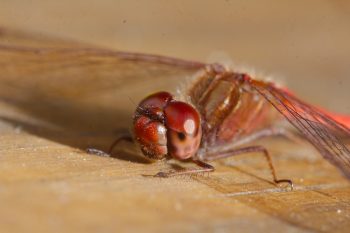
left=0, top=28, right=349, bottom=189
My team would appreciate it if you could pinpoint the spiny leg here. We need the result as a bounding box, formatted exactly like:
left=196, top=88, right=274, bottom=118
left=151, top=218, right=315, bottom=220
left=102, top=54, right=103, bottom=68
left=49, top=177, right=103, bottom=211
left=257, top=127, right=303, bottom=144
left=150, top=159, right=214, bottom=178
left=226, top=127, right=303, bottom=149
left=206, top=126, right=303, bottom=160
left=205, top=145, right=293, bottom=190
left=86, top=134, right=134, bottom=156
left=109, top=135, right=134, bottom=154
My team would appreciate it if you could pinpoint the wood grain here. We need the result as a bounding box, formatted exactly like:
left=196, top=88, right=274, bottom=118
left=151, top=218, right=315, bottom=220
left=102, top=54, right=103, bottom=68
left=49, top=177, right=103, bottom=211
left=0, top=1, right=350, bottom=233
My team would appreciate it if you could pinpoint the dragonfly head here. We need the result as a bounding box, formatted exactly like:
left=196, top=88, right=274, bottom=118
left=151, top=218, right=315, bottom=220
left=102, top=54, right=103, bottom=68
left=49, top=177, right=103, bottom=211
left=133, top=92, right=202, bottom=160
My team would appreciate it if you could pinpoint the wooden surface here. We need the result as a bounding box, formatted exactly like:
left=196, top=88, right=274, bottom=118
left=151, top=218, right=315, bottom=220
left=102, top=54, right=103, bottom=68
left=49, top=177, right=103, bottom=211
left=0, top=1, right=350, bottom=232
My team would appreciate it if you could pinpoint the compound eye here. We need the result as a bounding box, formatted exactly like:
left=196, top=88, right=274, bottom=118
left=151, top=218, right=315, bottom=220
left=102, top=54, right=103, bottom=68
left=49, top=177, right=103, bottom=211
left=134, top=116, right=167, bottom=160
left=138, top=92, right=173, bottom=110
left=164, top=101, right=200, bottom=135
left=164, top=101, right=202, bottom=160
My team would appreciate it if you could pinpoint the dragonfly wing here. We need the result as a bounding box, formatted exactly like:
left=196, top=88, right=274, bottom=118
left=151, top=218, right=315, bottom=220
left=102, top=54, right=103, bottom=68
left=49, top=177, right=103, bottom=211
left=0, top=27, right=205, bottom=97
left=0, top=28, right=205, bottom=132
left=249, top=79, right=350, bottom=178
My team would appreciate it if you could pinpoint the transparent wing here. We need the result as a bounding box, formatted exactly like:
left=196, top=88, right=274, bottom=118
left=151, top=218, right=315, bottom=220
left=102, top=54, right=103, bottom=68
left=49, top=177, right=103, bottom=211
left=250, top=80, right=350, bottom=178
left=0, top=27, right=204, bottom=97
left=0, top=28, right=204, bottom=132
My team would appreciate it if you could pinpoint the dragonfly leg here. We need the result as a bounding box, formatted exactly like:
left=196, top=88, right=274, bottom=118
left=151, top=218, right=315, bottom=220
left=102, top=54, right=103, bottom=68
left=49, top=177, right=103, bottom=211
left=149, top=159, right=214, bottom=178
left=86, top=134, right=133, bottom=156
left=109, top=134, right=134, bottom=154
left=205, top=145, right=293, bottom=190
left=207, top=127, right=302, bottom=154
left=259, top=127, right=303, bottom=144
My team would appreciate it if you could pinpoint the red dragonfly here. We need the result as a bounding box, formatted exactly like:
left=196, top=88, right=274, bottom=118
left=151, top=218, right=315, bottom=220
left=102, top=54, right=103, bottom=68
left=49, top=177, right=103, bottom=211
left=108, top=64, right=350, bottom=189
left=0, top=28, right=349, bottom=189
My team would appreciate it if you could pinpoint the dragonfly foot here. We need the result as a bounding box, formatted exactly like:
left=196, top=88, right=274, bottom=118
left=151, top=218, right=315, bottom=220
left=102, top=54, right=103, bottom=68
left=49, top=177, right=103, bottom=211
left=86, top=148, right=110, bottom=157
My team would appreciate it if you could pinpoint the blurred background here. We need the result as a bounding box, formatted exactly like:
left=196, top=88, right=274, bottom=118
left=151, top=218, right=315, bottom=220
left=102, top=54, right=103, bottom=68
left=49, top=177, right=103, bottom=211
left=1, top=0, right=349, bottom=113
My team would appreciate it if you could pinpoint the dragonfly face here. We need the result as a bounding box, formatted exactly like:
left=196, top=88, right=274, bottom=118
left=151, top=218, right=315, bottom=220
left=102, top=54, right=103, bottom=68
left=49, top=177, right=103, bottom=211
left=133, top=91, right=202, bottom=160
